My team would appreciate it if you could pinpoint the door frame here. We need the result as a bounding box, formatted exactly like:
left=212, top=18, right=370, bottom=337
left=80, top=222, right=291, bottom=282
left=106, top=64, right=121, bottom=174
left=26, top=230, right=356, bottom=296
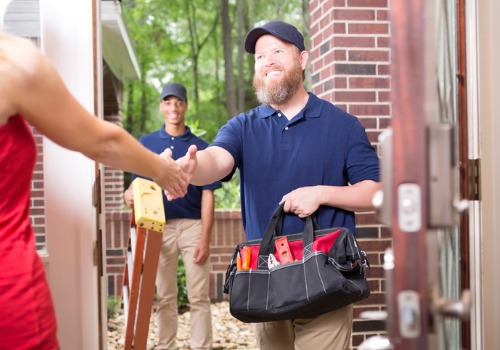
left=40, top=0, right=103, bottom=348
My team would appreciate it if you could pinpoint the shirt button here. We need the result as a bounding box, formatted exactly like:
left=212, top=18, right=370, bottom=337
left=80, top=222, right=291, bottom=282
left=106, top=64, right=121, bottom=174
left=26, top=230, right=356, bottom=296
left=170, top=146, right=174, bottom=149
left=278, top=113, right=282, bottom=117
left=285, top=126, right=289, bottom=131
left=171, top=137, right=175, bottom=140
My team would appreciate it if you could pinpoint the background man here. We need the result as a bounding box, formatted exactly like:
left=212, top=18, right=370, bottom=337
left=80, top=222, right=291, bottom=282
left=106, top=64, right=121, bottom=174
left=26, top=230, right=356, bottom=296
left=124, top=82, right=221, bottom=350
left=174, top=21, right=381, bottom=350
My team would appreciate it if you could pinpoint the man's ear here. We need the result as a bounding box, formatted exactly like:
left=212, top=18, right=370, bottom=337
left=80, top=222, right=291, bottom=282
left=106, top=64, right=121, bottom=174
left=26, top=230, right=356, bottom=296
left=299, top=50, right=309, bottom=70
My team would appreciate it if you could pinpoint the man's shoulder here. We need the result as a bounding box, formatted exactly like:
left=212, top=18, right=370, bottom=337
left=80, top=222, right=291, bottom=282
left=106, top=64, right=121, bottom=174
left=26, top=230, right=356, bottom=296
left=187, top=133, right=209, bottom=149
left=313, top=95, right=358, bottom=123
left=229, top=105, right=275, bottom=124
left=139, top=128, right=162, bottom=139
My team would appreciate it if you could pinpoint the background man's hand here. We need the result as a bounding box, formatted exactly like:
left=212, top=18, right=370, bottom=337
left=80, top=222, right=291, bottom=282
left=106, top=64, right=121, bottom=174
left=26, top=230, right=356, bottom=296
left=123, top=187, right=134, bottom=208
left=193, top=239, right=209, bottom=264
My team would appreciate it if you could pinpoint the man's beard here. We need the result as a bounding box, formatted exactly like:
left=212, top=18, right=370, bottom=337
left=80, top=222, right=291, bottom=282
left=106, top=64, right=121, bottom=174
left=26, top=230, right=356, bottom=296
left=253, top=60, right=302, bottom=106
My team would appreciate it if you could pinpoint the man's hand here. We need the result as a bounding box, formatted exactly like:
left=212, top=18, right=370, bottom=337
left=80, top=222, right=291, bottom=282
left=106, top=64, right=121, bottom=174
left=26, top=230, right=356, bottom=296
left=281, top=186, right=323, bottom=218
left=165, top=145, right=199, bottom=201
left=123, top=186, right=134, bottom=208
left=193, top=239, right=209, bottom=264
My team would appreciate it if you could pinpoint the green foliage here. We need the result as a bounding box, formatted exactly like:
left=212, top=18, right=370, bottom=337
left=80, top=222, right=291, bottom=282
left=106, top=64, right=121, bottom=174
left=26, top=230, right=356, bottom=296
left=215, top=171, right=241, bottom=209
left=107, top=295, right=121, bottom=319
left=190, top=123, right=241, bottom=208
left=121, top=0, right=305, bottom=206
left=177, top=254, right=189, bottom=312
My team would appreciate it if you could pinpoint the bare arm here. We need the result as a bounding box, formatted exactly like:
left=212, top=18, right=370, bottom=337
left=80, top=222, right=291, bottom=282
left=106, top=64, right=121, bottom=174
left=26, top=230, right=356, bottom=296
left=179, top=145, right=235, bottom=186
left=193, top=189, right=215, bottom=264
left=1, top=33, right=187, bottom=197
left=281, top=180, right=381, bottom=218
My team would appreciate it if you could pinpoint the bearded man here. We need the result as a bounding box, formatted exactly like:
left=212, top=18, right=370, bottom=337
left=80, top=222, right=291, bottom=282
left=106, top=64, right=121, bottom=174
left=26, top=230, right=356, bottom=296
left=175, top=21, right=381, bottom=350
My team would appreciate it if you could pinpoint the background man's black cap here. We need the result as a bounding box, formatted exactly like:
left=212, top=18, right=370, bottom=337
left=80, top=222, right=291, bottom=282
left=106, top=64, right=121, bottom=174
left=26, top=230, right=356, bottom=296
left=244, top=21, right=305, bottom=54
left=161, top=82, right=187, bottom=102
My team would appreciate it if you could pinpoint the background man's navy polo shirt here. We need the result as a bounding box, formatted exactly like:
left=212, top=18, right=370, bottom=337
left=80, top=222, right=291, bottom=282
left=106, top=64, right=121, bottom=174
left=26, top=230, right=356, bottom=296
left=133, top=126, right=221, bottom=220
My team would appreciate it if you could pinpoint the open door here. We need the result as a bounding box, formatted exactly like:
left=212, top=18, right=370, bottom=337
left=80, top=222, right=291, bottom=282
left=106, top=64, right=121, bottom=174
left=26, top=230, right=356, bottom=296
left=361, top=0, right=473, bottom=349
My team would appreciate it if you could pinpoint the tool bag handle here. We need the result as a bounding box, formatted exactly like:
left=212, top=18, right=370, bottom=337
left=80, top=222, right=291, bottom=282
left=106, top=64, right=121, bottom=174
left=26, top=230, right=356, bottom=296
left=257, top=203, right=318, bottom=269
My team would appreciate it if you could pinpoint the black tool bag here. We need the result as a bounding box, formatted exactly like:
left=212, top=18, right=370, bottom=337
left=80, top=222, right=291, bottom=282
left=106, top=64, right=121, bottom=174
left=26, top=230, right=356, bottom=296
left=223, top=204, right=370, bottom=323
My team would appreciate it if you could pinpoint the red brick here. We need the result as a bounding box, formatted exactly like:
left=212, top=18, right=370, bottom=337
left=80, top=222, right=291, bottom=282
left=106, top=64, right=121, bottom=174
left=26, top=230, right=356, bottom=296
left=335, top=77, right=348, bottom=88
left=379, top=117, right=391, bottom=129
left=378, top=91, right=391, bottom=102
left=359, top=117, right=377, bottom=129
left=333, top=36, right=375, bottom=48
left=334, top=49, right=347, bottom=60
left=377, top=64, right=391, bottom=75
left=333, top=9, right=375, bottom=21
left=366, top=130, right=381, bottom=143
left=348, top=0, right=388, bottom=7
left=349, top=104, right=390, bottom=115
left=377, top=36, right=391, bottom=48
left=349, top=50, right=390, bottom=62
left=333, top=22, right=346, bottom=34
left=348, top=23, right=389, bottom=35
left=334, top=90, right=376, bottom=102
left=377, top=9, right=390, bottom=21
left=349, top=77, right=390, bottom=89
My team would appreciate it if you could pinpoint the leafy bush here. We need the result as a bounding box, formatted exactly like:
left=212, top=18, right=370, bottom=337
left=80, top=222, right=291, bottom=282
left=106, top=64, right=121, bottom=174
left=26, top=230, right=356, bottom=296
left=177, top=254, right=189, bottom=312
left=107, top=295, right=121, bottom=319
left=189, top=123, right=241, bottom=209
left=215, top=171, right=241, bottom=209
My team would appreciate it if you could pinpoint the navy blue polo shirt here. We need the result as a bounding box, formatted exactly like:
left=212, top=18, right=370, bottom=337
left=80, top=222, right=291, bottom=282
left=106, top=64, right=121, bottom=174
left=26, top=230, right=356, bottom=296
left=133, top=126, right=221, bottom=220
left=211, top=92, right=380, bottom=240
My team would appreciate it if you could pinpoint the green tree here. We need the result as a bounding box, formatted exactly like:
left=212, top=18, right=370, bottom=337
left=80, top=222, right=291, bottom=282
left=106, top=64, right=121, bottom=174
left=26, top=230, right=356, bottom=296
left=121, top=0, right=307, bottom=207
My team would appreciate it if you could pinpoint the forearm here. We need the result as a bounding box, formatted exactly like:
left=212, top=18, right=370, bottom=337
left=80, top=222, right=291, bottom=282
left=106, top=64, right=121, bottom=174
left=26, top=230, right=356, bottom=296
left=17, top=50, right=172, bottom=185
left=85, top=121, right=163, bottom=180
left=200, top=190, right=215, bottom=244
left=191, top=147, right=234, bottom=186
left=318, top=180, right=381, bottom=212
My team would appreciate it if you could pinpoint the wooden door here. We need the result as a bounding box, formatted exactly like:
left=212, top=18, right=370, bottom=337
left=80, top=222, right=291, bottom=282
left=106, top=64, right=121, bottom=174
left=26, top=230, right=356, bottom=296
left=362, top=1, right=472, bottom=349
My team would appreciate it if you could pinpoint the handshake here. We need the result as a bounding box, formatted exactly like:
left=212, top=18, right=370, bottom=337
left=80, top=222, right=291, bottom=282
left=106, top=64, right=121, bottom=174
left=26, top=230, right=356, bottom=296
left=125, top=144, right=201, bottom=208
left=160, top=144, right=200, bottom=201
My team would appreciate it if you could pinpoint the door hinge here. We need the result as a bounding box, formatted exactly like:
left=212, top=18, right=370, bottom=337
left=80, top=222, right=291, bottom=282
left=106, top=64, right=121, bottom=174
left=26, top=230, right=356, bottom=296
left=93, top=240, right=98, bottom=266
left=92, top=171, right=102, bottom=212
left=93, top=239, right=104, bottom=276
left=467, top=158, right=481, bottom=201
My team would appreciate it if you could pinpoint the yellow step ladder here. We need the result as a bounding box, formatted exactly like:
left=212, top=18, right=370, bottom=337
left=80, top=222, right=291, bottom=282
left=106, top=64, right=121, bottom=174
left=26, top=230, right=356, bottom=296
left=122, top=178, right=165, bottom=350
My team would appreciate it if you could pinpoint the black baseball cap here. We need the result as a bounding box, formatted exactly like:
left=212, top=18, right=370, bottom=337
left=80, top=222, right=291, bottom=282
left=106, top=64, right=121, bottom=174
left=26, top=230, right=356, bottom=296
left=160, top=82, right=187, bottom=102
left=244, top=21, right=305, bottom=54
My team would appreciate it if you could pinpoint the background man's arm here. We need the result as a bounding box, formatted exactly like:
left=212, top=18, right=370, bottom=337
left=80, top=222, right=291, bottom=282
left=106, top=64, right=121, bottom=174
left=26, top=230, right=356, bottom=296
left=193, top=189, right=216, bottom=264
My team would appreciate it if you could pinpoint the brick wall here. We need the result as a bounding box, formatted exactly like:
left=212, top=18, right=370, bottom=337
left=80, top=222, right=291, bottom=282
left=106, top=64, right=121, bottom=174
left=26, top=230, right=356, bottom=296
left=308, top=0, right=392, bottom=346
left=102, top=166, right=125, bottom=211
left=30, top=128, right=47, bottom=252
